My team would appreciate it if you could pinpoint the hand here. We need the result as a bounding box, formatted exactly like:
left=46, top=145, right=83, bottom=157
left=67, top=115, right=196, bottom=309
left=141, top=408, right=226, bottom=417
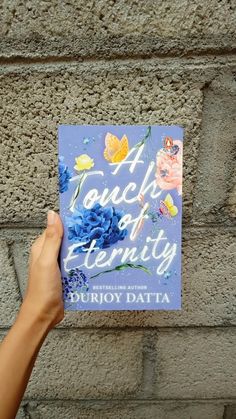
left=21, top=210, right=64, bottom=330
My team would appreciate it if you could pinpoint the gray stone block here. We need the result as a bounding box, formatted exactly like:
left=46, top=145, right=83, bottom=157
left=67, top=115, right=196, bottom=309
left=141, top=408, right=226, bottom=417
left=9, top=330, right=142, bottom=399
left=194, top=72, right=236, bottom=225
left=0, top=240, right=21, bottom=327
left=7, top=226, right=236, bottom=328
left=154, top=328, right=236, bottom=399
left=25, top=401, right=224, bottom=419
left=16, top=407, right=27, bottom=419
left=0, top=1, right=235, bottom=58
left=0, top=62, right=209, bottom=225
left=3, top=330, right=234, bottom=401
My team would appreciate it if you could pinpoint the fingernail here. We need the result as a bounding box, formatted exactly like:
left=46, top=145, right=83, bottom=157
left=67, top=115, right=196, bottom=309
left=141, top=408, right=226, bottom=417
left=47, top=210, right=56, bottom=225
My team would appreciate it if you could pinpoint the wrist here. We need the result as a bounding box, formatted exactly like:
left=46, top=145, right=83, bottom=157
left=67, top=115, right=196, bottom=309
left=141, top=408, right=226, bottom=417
left=17, top=300, right=52, bottom=335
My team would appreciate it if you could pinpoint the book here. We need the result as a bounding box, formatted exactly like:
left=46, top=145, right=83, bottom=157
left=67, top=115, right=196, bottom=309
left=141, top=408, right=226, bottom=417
left=58, top=125, right=183, bottom=310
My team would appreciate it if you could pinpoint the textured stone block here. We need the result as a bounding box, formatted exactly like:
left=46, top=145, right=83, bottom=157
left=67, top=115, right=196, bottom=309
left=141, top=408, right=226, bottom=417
left=8, top=226, right=236, bottom=328
left=0, top=62, right=206, bottom=225
left=154, top=328, right=236, bottom=399
left=0, top=240, right=21, bottom=327
left=194, top=72, right=236, bottom=224
left=0, top=1, right=235, bottom=58
left=5, top=330, right=142, bottom=399
left=25, top=401, right=224, bottom=419
left=16, top=407, right=26, bottom=419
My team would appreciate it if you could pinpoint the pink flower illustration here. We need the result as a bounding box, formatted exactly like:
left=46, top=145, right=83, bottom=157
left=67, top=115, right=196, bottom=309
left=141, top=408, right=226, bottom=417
left=155, top=140, right=183, bottom=195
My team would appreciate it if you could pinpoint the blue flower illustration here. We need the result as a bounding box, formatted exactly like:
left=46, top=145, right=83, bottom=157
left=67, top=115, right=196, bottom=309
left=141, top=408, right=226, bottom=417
left=66, top=203, right=128, bottom=254
left=59, top=156, right=72, bottom=193
left=62, top=268, right=89, bottom=301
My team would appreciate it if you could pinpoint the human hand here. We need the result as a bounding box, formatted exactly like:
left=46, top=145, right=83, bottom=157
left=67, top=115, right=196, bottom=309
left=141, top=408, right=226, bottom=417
left=21, top=210, right=64, bottom=330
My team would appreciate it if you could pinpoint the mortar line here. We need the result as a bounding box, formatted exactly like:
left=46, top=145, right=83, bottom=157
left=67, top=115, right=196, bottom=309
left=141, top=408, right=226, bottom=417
left=0, top=224, right=236, bottom=230
left=21, top=397, right=236, bottom=403
left=139, top=330, right=157, bottom=398
left=1, top=325, right=236, bottom=332
left=7, top=242, right=23, bottom=302
left=0, top=47, right=236, bottom=64
left=44, top=325, right=236, bottom=332
left=0, top=54, right=236, bottom=74
left=223, top=405, right=228, bottom=419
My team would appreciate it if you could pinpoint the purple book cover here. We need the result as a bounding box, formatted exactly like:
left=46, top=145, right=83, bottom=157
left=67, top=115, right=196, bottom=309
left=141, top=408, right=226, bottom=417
left=58, top=125, right=183, bottom=311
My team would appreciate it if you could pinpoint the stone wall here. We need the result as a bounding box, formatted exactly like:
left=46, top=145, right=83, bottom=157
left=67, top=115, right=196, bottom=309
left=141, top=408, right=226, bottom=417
left=0, top=2, right=236, bottom=418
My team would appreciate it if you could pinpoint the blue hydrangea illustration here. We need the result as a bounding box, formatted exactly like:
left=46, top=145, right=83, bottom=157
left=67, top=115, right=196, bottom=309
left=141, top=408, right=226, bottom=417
left=59, top=156, right=72, bottom=193
left=66, top=203, right=128, bottom=254
left=62, top=268, right=89, bottom=300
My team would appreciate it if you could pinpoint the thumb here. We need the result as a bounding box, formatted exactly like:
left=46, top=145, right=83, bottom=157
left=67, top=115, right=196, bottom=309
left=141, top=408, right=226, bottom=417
left=39, top=210, right=63, bottom=263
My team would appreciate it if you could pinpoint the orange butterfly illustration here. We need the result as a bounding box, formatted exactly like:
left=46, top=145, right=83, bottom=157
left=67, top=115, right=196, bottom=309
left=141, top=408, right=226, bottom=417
left=104, top=133, right=129, bottom=163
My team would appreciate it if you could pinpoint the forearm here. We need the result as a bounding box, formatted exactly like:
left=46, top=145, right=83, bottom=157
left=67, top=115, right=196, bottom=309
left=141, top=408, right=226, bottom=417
left=0, top=303, right=50, bottom=419
left=0, top=211, right=64, bottom=419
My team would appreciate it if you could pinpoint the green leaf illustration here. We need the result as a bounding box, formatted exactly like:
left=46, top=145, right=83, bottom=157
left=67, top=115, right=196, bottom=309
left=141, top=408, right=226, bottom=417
left=91, top=263, right=151, bottom=279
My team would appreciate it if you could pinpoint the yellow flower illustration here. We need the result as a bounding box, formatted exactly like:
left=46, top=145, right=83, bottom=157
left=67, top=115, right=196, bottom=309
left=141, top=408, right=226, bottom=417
left=74, top=154, right=94, bottom=171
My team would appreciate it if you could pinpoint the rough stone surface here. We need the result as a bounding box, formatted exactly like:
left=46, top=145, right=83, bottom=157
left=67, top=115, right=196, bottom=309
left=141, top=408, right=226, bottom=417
left=0, top=240, right=21, bottom=326
left=194, top=72, right=236, bottom=224
left=16, top=407, right=26, bottom=419
left=7, top=227, right=236, bottom=328
left=0, top=1, right=236, bottom=58
left=1, top=0, right=235, bottom=38
left=15, top=408, right=26, bottom=419
left=25, top=401, right=225, bottom=419
left=1, top=64, right=235, bottom=227
left=0, top=62, right=207, bottom=225
left=0, top=330, right=142, bottom=399
left=154, top=328, right=236, bottom=399
left=1, top=327, right=234, bottom=402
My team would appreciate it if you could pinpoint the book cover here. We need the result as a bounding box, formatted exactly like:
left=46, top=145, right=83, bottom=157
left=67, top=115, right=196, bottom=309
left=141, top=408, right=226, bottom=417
left=58, top=125, right=183, bottom=311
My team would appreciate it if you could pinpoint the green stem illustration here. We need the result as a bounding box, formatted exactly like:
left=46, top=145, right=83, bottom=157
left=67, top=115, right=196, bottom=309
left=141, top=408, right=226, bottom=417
left=69, top=171, right=85, bottom=211
left=90, top=263, right=151, bottom=279
left=134, top=126, right=151, bottom=149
